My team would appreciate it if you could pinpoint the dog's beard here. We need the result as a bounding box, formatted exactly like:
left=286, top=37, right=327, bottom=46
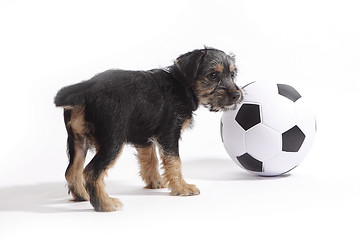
left=202, top=90, right=243, bottom=112
left=223, top=103, right=239, bottom=111
left=203, top=103, right=221, bottom=112
left=203, top=101, right=240, bottom=112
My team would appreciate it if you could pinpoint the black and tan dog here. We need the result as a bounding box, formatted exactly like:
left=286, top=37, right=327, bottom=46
left=54, top=47, right=242, bottom=212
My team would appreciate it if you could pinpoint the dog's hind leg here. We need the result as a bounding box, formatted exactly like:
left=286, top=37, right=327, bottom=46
left=65, top=135, right=89, bottom=201
left=83, top=143, right=124, bottom=212
left=136, top=144, right=167, bottom=189
left=64, top=109, right=89, bottom=201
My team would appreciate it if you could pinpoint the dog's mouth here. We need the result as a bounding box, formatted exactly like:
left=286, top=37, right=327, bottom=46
left=202, top=88, right=244, bottom=112
left=204, top=102, right=238, bottom=112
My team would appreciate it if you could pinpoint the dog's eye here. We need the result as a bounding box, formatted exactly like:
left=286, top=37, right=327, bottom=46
left=209, top=72, right=218, bottom=80
left=230, top=72, right=235, bottom=78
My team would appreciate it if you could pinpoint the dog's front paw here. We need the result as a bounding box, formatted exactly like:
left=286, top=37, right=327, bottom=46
left=146, top=179, right=168, bottom=189
left=170, top=183, right=200, bottom=196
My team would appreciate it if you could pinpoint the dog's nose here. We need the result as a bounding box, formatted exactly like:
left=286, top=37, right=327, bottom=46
left=230, top=91, right=241, bottom=102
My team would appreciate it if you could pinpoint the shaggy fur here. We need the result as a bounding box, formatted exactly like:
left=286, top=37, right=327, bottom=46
left=55, top=47, right=242, bottom=211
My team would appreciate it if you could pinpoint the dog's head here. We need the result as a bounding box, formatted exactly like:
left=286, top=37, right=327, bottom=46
left=173, top=48, right=243, bottom=112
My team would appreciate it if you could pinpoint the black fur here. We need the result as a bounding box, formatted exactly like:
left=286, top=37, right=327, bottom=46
left=55, top=47, right=242, bottom=211
left=57, top=69, right=193, bottom=152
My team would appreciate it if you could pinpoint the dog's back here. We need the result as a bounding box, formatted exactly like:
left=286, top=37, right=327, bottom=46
left=55, top=69, right=192, bottom=145
left=55, top=70, right=156, bottom=107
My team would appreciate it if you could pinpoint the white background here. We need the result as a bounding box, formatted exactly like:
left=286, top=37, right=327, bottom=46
left=0, top=0, right=359, bottom=239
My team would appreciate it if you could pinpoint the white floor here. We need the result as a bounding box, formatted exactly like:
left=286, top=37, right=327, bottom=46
left=1, top=107, right=359, bottom=240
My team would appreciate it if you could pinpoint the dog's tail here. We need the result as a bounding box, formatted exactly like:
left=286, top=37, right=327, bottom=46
left=54, top=80, right=95, bottom=107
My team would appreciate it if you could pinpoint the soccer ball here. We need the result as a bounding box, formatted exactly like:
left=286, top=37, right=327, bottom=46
left=221, top=81, right=316, bottom=176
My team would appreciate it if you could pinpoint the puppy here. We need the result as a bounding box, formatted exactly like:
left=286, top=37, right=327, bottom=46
left=54, top=47, right=242, bottom=212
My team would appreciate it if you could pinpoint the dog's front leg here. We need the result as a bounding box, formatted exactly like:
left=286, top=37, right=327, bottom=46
left=159, top=152, right=200, bottom=196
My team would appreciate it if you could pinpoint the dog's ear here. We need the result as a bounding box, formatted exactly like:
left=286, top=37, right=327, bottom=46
left=174, top=49, right=206, bottom=87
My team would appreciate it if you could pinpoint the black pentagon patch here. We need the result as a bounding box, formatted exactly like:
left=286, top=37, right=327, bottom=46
left=236, top=153, right=263, bottom=172
left=235, top=104, right=261, bottom=131
left=282, top=125, right=305, bottom=152
left=277, top=84, right=301, bottom=102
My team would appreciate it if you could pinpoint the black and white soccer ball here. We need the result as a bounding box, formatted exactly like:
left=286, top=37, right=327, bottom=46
left=221, top=81, right=316, bottom=176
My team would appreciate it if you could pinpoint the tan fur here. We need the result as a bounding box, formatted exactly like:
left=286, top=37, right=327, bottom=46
left=160, top=154, right=200, bottom=196
left=64, top=106, right=89, bottom=201
left=229, top=64, right=235, bottom=72
left=65, top=143, right=89, bottom=201
left=67, top=106, right=98, bottom=150
left=92, top=171, right=123, bottom=212
left=136, top=145, right=166, bottom=189
left=214, top=63, right=224, bottom=73
left=195, top=82, right=216, bottom=107
left=67, top=106, right=86, bottom=135
left=195, top=81, right=213, bottom=103
left=181, top=118, right=192, bottom=132
left=84, top=144, right=125, bottom=212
